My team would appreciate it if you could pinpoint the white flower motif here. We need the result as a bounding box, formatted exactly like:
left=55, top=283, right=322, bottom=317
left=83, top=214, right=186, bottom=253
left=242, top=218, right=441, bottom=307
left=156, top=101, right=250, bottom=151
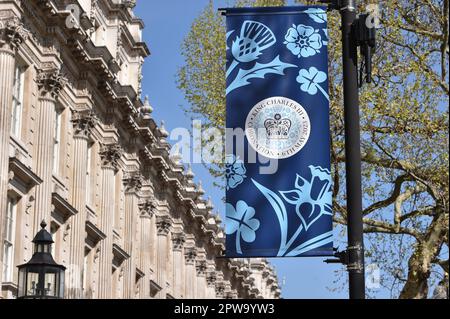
left=284, top=24, right=323, bottom=58
left=225, top=154, right=247, bottom=190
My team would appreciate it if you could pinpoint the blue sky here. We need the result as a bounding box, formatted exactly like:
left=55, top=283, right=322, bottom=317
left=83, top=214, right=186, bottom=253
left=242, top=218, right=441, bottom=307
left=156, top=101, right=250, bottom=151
left=135, top=0, right=351, bottom=299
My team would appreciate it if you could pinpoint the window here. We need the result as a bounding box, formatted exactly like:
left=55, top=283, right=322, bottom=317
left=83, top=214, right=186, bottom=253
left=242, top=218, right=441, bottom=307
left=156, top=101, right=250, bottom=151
left=10, top=65, right=26, bottom=137
left=2, top=198, right=17, bottom=282
left=53, top=110, right=62, bottom=174
left=86, top=143, right=93, bottom=205
left=50, top=223, right=58, bottom=260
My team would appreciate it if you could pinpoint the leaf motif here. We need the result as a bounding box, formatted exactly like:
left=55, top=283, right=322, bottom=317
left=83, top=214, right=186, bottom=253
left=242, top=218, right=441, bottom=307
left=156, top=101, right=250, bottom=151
left=252, top=179, right=288, bottom=256
left=285, top=231, right=333, bottom=257
left=226, top=56, right=297, bottom=95
left=304, top=8, right=327, bottom=24
left=226, top=30, right=234, bottom=51
left=279, top=190, right=302, bottom=204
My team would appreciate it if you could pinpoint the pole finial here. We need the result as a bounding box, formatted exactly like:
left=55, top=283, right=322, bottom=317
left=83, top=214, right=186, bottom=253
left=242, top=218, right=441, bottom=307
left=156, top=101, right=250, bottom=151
left=40, top=220, right=47, bottom=229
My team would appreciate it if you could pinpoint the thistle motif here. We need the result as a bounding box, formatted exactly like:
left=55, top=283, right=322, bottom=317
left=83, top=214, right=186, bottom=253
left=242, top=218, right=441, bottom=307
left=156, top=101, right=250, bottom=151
left=231, top=21, right=276, bottom=64
left=226, top=21, right=296, bottom=95
left=228, top=20, right=275, bottom=77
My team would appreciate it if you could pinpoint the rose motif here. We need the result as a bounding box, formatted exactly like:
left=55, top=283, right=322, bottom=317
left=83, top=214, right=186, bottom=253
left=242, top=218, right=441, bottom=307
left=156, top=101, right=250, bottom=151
left=225, top=154, right=247, bottom=190
left=284, top=24, right=323, bottom=58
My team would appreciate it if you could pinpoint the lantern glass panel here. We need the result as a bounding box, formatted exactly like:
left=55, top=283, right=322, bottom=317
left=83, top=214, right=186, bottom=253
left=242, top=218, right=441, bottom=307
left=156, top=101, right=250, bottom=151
left=26, top=271, right=39, bottom=296
left=59, top=271, right=65, bottom=298
left=44, top=272, right=57, bottom=297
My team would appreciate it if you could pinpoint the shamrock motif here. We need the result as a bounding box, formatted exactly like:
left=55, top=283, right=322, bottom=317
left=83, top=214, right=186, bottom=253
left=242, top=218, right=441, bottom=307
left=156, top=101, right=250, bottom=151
left=226, top=201, right=260, bottom=254
left=296, top=67, right=329, bottom=100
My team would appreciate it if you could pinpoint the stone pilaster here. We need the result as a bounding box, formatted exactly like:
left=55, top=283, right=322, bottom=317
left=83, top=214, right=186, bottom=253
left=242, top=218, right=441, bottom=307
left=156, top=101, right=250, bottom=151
left=122, top=171, right=142, bottom=299
left=156, top=216, right=171, bottom=299
left=206, top=266, right=217, bottom=299
left=97, top=143, right=122, bottom=299
left=184, top=247, right=197, bottom=299
left=195, top=259, right=207, bottom=299
left=0, top=14, right=28, bottom=286
left=138, top=198, right=155, bottom=298
left=33, top=68, right=66, bottom=233
left=171, top=232, right=185, bottom=298
left=66, top=110, right=97, bottom=299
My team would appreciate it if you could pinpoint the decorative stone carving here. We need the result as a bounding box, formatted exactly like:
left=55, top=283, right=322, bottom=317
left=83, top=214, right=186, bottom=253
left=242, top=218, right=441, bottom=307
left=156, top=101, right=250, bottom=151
left=137, top=61, right=143, bottom=96
left=206, top=271, right=217, bottom=287
left=99, top=143, right=122, bottom=171
left=140, top=96, right=153, bottom=121
left=71, top=110, right=97, bottom=139
left=122, top=0, right=137, bottom=9
left=94, top=247, right=100, bottom=264
left=138, top=197, right=156, bottom=218
left=195, top=260, right=207, bottom=276
left=184, top=247, right=197, bottom=265
left=156, top=216, right=171, bottom=236
left=0, top=15, right=29, bottom=52
left=36, top=68, right=67, bottom=99
left=171, top=233, right=185, bottom=251
left=123, top=171, right=143, bottom=194
left=215, top=283, right=225, bottom=298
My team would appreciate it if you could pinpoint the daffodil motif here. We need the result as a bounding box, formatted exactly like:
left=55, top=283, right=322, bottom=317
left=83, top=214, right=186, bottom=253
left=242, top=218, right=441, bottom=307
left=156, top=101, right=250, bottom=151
left=225, top=154, right=247, bottom=190
left=226, top=201, right=260, bottom=255
left=284, top=24, right=323, bottom=58
left=280, top=166, right=332, bottom=231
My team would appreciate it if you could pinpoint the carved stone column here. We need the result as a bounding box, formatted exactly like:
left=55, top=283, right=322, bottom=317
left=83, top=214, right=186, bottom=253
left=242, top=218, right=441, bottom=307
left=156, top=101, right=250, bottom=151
left=97, top=143, right=122, bottom=299
left=138, top=198, right=155, bottom=298
left=32, top=68, right=66, bottom=232
left=195, top=259, right=207, bottom=299
left=0, top=14, right=28, bottom=286
left=156, top=216, right=171, bottom=299
left=184, top=247, right=197, bottom=299
left=66, top=110, right=96, bottom=299
left=122, top=171, right=142, bottom=299
left=171, top=232, right=185, bottom=299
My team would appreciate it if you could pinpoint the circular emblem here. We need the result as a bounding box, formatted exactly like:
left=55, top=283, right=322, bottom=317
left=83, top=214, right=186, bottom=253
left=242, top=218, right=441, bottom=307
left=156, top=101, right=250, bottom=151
left=245, top=97, right=311, bottom=159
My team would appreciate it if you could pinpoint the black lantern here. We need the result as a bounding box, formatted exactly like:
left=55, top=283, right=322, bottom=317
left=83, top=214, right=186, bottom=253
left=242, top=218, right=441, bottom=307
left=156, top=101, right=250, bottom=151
left=17, top=221, right=66, bottom=299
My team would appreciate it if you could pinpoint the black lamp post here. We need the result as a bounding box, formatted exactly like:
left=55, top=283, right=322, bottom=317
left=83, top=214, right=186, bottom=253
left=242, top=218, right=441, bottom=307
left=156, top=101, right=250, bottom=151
left=17, top=221, right=66, bottom=299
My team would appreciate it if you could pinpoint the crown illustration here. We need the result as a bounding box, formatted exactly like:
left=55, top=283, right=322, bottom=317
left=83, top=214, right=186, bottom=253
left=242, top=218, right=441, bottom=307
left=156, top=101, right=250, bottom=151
left=264, top=114, right=292, bottom=140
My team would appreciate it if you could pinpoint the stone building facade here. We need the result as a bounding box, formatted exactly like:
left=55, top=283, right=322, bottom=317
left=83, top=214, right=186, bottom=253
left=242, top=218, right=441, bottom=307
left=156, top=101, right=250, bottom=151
left=0, top=0, right=281, bottom=299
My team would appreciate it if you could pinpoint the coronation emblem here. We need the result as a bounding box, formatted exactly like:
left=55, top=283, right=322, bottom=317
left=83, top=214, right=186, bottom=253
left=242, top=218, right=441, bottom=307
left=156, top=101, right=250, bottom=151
left=245, top=97, right=311, bottom=159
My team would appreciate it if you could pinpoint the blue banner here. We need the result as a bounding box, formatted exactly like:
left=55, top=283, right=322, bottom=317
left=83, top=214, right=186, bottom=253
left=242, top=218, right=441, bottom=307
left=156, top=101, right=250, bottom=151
left=225, top=6, right=333, bottom=258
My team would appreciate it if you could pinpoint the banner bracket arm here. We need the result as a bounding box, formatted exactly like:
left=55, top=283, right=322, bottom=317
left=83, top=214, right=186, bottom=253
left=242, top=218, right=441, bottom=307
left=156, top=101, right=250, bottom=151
left=324, top=246, right=364, bottom=272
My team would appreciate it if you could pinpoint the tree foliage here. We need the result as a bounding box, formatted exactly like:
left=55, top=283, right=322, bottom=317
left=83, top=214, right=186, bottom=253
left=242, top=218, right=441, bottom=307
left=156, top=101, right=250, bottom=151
left=177, top=0, right=449, bottom=298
